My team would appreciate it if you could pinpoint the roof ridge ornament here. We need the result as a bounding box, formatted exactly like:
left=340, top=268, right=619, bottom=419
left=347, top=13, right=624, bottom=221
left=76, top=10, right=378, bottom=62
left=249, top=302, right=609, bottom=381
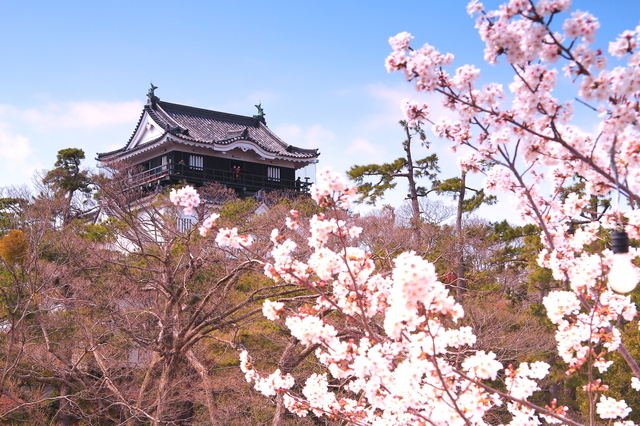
left=147, top=82, right=160, bottom=105
left=253, top=103, right=266, bottom=125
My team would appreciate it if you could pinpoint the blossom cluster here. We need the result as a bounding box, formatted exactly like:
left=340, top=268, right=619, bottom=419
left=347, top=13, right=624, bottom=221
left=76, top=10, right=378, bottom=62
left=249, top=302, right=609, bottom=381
left=240, top=169, right=560, bottom=425
left=169, top=186, right=252, bottom=248
left=597, top=395, right=632, bottom=420
left=169, top=185, right=200, bottom=215
left=215, top=227, right=253, bottom=248
left=239, top=351, right=294, bottom=396
left=199, top=213, right=219, bottom=237
left=168, top=1, right=640, bottom=423
left=311, top=167, right=358, bottom=209
left=400, top=98, right=429, bottom=127
left=383, top=0, right=640, bottom=423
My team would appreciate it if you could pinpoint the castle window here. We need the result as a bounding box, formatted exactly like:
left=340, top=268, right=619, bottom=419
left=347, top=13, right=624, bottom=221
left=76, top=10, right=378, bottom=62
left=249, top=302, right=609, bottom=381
left=177, top=217, right=193, bottom=233
left=267, top=166, right=280, bottom=181
left=190, top=155, right=203, bottom=169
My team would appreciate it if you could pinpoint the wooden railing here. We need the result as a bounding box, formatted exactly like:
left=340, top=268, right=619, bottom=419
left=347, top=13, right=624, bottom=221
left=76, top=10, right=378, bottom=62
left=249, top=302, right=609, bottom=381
left=129, top=164, right=310, bottom=193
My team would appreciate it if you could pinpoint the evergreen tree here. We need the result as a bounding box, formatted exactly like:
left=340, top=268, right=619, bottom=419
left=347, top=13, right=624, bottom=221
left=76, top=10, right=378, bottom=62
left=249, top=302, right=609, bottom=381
left=41, top=148, right=94, bottom=224
left=347, top=120, right=439, bottom=226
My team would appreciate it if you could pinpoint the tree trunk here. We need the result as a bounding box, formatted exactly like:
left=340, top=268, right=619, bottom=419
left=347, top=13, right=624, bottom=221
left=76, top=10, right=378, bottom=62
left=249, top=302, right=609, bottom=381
left=272, top=340, right=319, bottom=426
left=57, top=382, right=75, bottom=426
left=403, top=124, right=421, bottom=229
left=153, top=359, right=173, bottom=426
left=186, top=350, right=221, bottom=426
left=272, top=393, right=288, bottom=426
left=455, top=172, right=466, bottom=300
left=127, top=352, right=161, bottom=426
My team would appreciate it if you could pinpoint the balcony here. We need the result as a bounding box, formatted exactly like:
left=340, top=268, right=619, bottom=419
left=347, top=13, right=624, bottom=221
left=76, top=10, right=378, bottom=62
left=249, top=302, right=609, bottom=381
left=128, top=163, right=310, bottom=195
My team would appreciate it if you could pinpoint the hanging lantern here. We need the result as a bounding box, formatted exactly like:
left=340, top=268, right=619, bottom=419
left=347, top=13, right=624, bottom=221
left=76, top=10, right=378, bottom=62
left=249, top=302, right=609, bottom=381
left=608, top=229, right=639, bottom=293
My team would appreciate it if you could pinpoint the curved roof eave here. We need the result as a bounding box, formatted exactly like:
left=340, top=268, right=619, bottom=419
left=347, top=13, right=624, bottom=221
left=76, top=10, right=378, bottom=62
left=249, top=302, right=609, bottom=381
left=97, top=133, right=168, bottom=162
left=98, top=134, right=319, bottom=163
left=124, top=108, right=148, bottom=147
left=210, top=138, right=318, bottom=162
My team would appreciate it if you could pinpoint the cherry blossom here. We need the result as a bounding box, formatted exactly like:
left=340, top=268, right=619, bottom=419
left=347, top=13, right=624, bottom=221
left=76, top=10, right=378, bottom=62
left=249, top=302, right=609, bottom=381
left=483, top=165, right=513, bottom=193
left=466, top=0, right=483, bottom=16
left=238, top=172, right=548, bottom=425
left=169, top=185, right=200, bottom=215
left=386, top=0, right=640, bottom=420
left=262, top=299, right=285, bottom=321
left=596, top=395, right=632, bottom=420
left=563, top=10, right=600, bottom=44
left=198, top=212, right=219, bottom=237
left=311, top=167, right=358, bottom=209
left=388, top=31, right=413, bottom=51
left=400, top=98, right=429, bottom=127
left=215, top=227, right=253, bottom=248
left=462, top=351, right=502, bottom=380
left=168, top=1, right=640, bottom=424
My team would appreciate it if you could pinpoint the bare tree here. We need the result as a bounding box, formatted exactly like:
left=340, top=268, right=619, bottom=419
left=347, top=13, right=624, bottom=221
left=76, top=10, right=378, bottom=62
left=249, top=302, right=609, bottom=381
left=0, top=167, right=322, bottom=425
left=64, top=174, right=309, bottom=425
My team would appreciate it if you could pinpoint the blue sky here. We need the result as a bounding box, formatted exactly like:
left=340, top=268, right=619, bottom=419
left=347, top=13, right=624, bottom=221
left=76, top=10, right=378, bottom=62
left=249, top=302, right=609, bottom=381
left=1, top=0, right=639, bottom=221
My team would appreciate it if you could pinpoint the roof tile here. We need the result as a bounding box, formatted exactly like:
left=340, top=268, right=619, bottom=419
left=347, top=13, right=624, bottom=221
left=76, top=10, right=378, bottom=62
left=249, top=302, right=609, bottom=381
left=98, top=100, right=319, bottom=161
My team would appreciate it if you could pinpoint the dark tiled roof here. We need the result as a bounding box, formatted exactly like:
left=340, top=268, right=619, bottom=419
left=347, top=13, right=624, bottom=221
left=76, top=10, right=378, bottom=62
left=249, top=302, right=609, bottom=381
left=97, top=100, right=319, bottom=161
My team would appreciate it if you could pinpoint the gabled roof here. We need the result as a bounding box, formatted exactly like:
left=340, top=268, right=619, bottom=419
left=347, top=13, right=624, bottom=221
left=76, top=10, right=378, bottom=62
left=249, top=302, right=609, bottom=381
left=97, top=99, right=319, bottom=161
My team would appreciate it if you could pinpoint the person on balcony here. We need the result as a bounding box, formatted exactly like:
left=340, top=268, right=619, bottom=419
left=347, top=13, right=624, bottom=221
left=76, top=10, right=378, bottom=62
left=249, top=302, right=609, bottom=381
left=231, top=165, right=241, bottom=182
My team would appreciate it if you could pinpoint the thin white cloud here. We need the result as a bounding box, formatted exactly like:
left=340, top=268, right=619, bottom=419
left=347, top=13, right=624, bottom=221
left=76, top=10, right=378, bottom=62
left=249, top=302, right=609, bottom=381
left=0, top=123, right=32, bottom=164
left=0, top=122, right=40, bottom=184
left=305, top=124, right=336, bottom=146
left=0, top=100, right=144, bottom=187
left=365, top=82, right=455, bottom=131
left=347, top=137, right=386, bottom=164
left=274, top=123, right=336, bottom=150
left=275, top=124, right=303, bottom=139
left=0, top=105, right=19, bottom=116
left=368, top=82, right=420, bottom=106
left=16, top=100, right=143, bottom=129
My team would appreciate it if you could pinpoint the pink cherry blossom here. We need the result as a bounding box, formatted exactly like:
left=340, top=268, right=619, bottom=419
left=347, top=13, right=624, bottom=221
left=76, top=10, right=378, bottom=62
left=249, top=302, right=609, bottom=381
left=400, top=98, right=429, bottom=127
left=466, top=0, right=483, bottom=16
left=215, top=2, right=640, bottom=424
left=169, top=185, right=200, bottom=215
left=563, top=10, right=600, bottom=44
left=198, top=212, right=219, bottom=237
left=388, top=31, right=413, bottom=51
left=262, top=299, right=285, bottom=321
left=596, top=395, right=631, bottom=420
left=462, top=351, right=502, bottom=380
left=483, top=165, right=513, bottom=193
left=215, top=227, right=253, bottom=248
